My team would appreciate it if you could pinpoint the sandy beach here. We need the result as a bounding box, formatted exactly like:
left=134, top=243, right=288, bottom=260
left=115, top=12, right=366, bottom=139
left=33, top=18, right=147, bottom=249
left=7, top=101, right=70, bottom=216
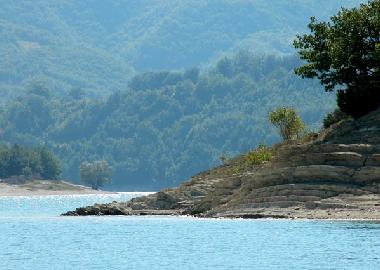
left=0, top=180, right=114, bottom=196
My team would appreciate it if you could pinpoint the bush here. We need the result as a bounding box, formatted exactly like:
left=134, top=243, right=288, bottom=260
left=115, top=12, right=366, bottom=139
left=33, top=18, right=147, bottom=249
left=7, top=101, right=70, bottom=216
left=323, top=109, right=349, bottom=128
left=244, top=145, right=272, bottom=167
left=268, top=107, right=305, bottom=140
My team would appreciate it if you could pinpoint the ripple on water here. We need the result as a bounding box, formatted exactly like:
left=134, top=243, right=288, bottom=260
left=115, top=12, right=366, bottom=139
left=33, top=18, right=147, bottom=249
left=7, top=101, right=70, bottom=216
left=0, top=192, right=151, bottom=218
left=0, top=194, right=379, bottom=270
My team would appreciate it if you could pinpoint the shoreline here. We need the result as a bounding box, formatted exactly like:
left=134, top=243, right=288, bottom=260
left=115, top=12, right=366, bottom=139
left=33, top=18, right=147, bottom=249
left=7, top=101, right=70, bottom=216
left=61, top=199, right=380, bottom=221
left=60, top=212, right=380, bottom=221
left=197, top=215, right=380, bottom=221
left=0, top=181, right=115, bottom=197
left=72, top=214, right=380, bottom=222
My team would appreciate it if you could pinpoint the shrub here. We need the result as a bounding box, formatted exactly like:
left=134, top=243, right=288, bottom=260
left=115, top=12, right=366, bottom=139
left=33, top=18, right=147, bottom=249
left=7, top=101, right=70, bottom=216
left=244, top=145, right=272, bottom=167
left=323, top=109, right=349, bottom=128
left=268, top=107, right=305, bottom=140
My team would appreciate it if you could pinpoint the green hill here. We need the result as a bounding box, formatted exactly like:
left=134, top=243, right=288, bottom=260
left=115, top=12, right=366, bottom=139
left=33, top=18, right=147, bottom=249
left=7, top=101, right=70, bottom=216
left=0, top=0, right=364, bottom=100
left=0, top=53, right=335, bottom=190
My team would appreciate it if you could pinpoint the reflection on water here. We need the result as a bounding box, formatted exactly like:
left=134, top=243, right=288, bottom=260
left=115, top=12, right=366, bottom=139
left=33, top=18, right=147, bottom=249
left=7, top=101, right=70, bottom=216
left=341, top=222, right=380, bottom=230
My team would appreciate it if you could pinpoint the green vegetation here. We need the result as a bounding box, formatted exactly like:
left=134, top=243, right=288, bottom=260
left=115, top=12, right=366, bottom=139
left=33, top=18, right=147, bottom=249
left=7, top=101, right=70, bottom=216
left=80, top=160, right=112, bottom=190
left=0, top=0, right=372, bottom=190
left=0, top=0, right=363, bottom=101
left=229, top=144, right=272, bottom=174
left=0, top=144, right=61, bottom=179
left=244, top=145, right=273, bottom=167
left=323, top=109, right=350, bottom=128
left=268, top=107, right=305, bottom=140
left=294, top=0, right=380, bottom=118
left=0, top=53, right=335, bottom=190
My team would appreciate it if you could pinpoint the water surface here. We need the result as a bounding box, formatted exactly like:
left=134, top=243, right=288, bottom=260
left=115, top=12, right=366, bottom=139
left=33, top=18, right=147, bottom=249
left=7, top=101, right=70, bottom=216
left=0, top=194, right=379, bottom=270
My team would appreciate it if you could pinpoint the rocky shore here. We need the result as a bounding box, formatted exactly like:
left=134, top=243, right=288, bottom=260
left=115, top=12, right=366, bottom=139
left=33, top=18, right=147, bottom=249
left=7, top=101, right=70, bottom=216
left=63, top=109, right=380, bottom=219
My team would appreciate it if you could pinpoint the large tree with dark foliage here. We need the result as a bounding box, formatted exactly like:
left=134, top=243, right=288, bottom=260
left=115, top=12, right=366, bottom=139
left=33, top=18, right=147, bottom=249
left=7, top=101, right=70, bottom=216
left=294, top=0, right=380, bottom=118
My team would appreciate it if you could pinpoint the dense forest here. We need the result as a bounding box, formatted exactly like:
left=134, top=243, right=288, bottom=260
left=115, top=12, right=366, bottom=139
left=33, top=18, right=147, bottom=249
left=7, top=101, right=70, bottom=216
left=0, top=0, right=363, bottom=101
left=0, top=144, right=61, bottom=180
left=1, top=0, right=369, bottom=190
left=0, top=52, right=335, bottom=190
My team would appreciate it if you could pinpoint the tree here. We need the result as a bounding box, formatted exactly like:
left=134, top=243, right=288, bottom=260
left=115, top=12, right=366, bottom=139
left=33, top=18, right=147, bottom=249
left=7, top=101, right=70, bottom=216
left=294, top=1, right=380, bottom=118
left=0, top=52, right=335, bottom=190
left=268, top=107, right=305, bottom=140
left=7, top=144, right=25, bottom=176
left=80, top=160, right=112, bottom=189
left=39, top=147, right=61, bottom=179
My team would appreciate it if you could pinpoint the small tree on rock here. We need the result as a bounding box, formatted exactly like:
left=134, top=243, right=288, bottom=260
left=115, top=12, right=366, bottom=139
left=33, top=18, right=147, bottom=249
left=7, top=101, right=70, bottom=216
left=268, top=107, right=305, bottom=140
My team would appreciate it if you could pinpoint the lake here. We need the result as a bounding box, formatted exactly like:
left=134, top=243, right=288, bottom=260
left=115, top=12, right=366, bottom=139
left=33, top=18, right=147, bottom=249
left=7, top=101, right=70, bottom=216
left=0, top=193, right=379, bottom=270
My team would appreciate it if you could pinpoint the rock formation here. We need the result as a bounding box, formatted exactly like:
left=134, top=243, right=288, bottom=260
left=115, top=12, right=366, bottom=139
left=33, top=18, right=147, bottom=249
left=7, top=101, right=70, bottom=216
left=63, top=108, right=380, bottom=219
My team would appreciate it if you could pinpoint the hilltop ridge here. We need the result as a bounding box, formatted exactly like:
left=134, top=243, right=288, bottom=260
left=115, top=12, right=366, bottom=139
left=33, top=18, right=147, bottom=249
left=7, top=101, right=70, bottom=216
left=0, top=0, right=363, bottom=99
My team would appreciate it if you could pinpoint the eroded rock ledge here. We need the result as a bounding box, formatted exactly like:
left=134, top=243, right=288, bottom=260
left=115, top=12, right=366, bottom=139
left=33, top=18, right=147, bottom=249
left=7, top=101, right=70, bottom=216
left=63, top=109, right=380, bottom=219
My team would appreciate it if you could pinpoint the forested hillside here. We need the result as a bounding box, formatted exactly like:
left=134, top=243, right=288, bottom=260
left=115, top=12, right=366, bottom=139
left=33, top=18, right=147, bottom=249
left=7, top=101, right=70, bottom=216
left=0, top=0, right=363, bottom=100
left=0, top=1, right=366, bottom=190
left=0, top=53, right=335, bottom=190
left=0, top=144, right=61, bottom=180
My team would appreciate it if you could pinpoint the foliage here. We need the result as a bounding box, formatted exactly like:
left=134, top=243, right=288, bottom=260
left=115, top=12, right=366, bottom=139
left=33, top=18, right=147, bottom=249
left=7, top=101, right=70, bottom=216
left=80, top=160, right=112, bottom=189
left=268, top=107, right=305, bottom=140
left=336, top=74, right=380, bottom=118
left=0, top=144, right=61, bottom=179
left=0, top=53, right=335, bottom=190
left=0, top=0, right=363, bottom=102
left=39, top=147, right=62, bottom=180
left=323, top=109, right=350, bottom=128
left=244, top=145, right=273, bottom=167
left=294, top=1, right=380, bottom=118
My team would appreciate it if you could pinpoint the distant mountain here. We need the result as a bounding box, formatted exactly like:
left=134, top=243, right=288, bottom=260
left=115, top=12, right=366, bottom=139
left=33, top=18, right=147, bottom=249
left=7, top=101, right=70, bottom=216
left=0, top=1, right=135, bottom=100
left=0, top=0, right=364, bottom=99
left=0, top=53, right=336, bottom=190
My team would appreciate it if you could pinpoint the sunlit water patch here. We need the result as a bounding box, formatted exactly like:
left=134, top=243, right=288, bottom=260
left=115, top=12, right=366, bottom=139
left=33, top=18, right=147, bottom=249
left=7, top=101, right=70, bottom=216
left=0, top=194, right=380, bottom=270
left=0, top=192, right=151, bottom=218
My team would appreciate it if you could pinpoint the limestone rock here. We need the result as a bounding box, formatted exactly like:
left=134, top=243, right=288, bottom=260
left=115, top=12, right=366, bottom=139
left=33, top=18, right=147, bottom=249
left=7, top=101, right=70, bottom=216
left=62, top=108, right=380, bottom=219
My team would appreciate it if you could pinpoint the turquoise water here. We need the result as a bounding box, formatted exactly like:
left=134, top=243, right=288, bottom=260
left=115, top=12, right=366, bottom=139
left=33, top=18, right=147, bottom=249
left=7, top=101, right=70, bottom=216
left=0, top=194, right=380, bottom=270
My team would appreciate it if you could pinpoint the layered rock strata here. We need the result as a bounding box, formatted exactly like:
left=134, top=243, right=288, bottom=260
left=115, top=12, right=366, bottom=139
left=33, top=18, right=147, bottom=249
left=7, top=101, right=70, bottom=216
left=63, top=109, right=380, bottom=219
